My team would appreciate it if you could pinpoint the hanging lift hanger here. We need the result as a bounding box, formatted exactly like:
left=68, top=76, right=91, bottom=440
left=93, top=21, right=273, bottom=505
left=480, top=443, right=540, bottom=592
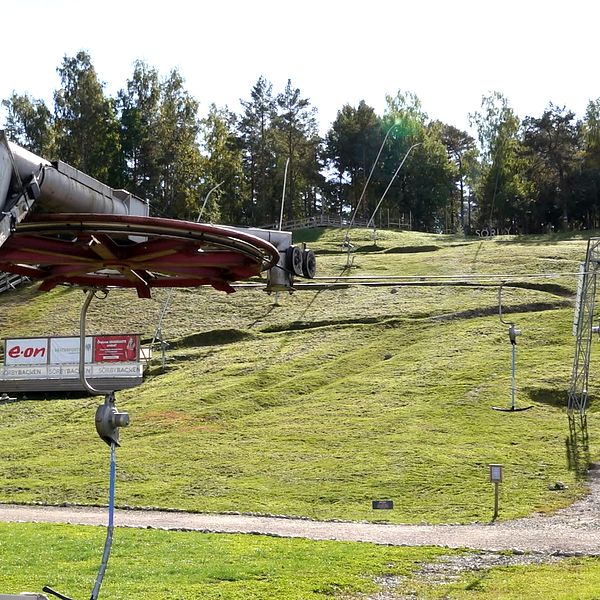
left=492, top=282, right=534, bottom=412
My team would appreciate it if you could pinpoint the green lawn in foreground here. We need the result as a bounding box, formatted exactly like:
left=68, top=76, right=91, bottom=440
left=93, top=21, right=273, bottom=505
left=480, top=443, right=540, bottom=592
left=0, top=522, right=446, bottom=599
left=3, top=522, right=600, bottom=600
left=0, top=229, right=598, bottom=524
left=414, top=557, right=600, bottom=599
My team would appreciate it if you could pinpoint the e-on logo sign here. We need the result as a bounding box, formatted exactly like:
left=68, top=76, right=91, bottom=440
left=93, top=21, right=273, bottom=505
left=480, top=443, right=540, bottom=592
left=8, top=345, right=46, bottom=359
left=5, top=339, right=48, bottom=365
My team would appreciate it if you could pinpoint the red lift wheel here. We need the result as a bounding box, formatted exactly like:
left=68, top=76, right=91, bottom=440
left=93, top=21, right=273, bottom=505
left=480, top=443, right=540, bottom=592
left=0, top=214, right=279, bottom=298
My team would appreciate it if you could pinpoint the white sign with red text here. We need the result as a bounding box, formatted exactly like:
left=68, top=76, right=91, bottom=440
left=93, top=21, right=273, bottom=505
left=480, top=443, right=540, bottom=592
left=5, top=338, right=48, bottom=365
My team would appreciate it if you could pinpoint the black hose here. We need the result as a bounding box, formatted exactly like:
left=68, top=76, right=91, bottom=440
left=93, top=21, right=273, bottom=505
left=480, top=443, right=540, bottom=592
left=42, top=585, right=75, bottom=600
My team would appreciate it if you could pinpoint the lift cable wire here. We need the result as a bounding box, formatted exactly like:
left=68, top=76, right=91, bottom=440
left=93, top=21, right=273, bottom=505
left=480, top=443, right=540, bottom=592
left=498, top=281, right=514, bottom=326
left=309, top=271, right=584, bottom=282
left=232, top=270, right=584, bottom=291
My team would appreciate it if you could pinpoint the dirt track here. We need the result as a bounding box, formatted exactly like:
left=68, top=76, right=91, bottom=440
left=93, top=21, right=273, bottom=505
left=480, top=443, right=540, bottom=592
left=2, top=465, right=600, bottom=555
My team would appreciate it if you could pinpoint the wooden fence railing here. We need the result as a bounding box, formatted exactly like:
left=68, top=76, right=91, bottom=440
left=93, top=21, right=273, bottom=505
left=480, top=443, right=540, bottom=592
left=263, top=215, right=411, bottom=231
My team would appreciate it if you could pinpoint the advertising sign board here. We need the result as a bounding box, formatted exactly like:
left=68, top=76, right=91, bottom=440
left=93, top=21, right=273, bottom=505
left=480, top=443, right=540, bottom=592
left=50, top=337, right=93, bottom=364
left=94, top=335, right=139, bottom=362
left=5, top=338, right=48, bottom=365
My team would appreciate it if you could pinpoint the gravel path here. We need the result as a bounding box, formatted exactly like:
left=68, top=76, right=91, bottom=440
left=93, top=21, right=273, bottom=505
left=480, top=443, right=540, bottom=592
left=2, top=466, right=600, bottom=556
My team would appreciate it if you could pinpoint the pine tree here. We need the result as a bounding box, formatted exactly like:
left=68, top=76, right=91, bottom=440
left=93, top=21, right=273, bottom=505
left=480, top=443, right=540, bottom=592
left=239, top=76, right=277, bottom=225
left=325, top=101, right=381, bottom=219
left=54, top=51, right=121, bottom=186
left=199, top=104, right=247, bottom=224
left=154, top=69, right=203, bottom=219
left=117, top=60, right=162, bottom=202
left=274, top=79, right=323, bottom=222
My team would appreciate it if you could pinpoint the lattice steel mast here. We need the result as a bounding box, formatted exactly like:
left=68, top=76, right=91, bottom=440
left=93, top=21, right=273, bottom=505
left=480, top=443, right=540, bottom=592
left=568, top=238, right=600, bottom=415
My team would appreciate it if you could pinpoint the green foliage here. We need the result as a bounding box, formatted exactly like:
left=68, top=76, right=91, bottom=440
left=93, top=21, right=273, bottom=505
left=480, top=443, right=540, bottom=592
left=117, top=63, right=209, bottom=220
left=384, top=89, right=428, bottom=132
left=1, top=92, right=55, bottom=156
left=325, top=100, right=381, bottom=216
left=6, top=52, right=600, bottom=233
left=154, top=69, right=204, bottom=219
left=117, top=60, right=163, bottom=202
left=54, top=51, right=122, bottom=186
left=435, top=121, right=477, bottom=231
left=239, top=76, right=278, bottom=224
left=376, top=93, right=456, bottom=231
left=522, top=104, right=581, bottom=230
left=469, top=92, right=531, bottom=231
left=199, top=104, right=246, bottom=224
left=274, top=79, right=323, bottom=223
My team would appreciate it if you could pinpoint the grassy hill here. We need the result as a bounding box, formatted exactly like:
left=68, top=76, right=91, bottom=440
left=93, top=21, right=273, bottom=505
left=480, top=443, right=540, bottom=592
left=0, top=227, right=598, bottom=524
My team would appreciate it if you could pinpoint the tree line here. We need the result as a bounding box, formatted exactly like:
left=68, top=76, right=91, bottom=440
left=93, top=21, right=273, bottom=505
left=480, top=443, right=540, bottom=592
left=4, top=51, right=600, bottom=234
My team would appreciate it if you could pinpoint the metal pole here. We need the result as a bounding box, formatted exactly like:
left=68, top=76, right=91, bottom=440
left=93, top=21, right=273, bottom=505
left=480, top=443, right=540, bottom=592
left=511, top=342, right=517, bottom=410
left=278, top=158, right=290, bottom=231
left=90, top=441, right=117, bottom=600
left=196, top=181, right=224, bottom=223
left=493, top=482, right=499, bottom=520
left=367, top=142, right=422, bottom=228
left=79, top=289, right=106, bottom=395
left=151, top=289, right=174, bottom=347
left=348, top=123, right=402, bottom=231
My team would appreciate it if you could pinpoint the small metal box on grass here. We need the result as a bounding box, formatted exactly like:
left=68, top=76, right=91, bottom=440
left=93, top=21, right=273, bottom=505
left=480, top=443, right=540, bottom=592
left=372, top=500, right=394, bottom=510
left=489, top=464, right=503, bottom=482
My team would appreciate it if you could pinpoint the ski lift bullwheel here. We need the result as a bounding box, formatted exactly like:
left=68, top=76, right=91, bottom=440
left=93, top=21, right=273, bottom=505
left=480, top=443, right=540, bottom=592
left=0, top=213, right=279, bottom=297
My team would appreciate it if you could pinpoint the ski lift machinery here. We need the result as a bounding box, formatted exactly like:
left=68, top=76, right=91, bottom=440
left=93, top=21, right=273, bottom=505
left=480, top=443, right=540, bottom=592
left=0, top=132, right=316, bottom=600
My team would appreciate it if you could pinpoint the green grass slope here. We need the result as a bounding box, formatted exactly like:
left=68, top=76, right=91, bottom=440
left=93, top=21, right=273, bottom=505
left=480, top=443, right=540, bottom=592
left=0, top=228, right=598, bottom=524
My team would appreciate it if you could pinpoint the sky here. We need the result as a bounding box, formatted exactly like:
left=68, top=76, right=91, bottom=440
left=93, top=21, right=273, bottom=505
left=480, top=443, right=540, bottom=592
left=2, top=0, right=599, bottom=137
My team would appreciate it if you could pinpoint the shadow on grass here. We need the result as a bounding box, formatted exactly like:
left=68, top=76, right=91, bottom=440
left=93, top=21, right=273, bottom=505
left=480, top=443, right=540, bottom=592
left=384, top=245, right=441, bottom=254
left=566, top=412, right=591, bottom=480
left=433, top=301, right=570, bottom=322
left=520, top=388, right=592, bottom=480
left=354, top=244, right=385, bottom=253
left=292, top=228, right=331, bottom=244
left=523, top=387, right=566, bottom=409
left=262, top=315, right=384, bottom=333
left=0, top=390, right=92, bottom=405
left=171, top=329, right=254, bottom=348
left=312, top=248, right=350, bottom=255
left=508, top=281, right=574, bottom=298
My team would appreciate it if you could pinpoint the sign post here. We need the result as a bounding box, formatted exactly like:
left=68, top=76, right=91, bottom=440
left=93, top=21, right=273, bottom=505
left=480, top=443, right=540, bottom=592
left=489, top=464, right=503, bottom=520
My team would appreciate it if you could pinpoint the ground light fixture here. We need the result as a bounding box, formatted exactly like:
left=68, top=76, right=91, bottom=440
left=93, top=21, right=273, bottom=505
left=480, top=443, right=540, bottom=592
left=489, top=463, right=503, bottom=520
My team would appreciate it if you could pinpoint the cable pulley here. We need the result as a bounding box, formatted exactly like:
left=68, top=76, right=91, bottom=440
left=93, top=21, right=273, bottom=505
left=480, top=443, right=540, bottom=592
left=302, top=249, right=317, bottom=278
left=286, top=245, right=304, bottom=277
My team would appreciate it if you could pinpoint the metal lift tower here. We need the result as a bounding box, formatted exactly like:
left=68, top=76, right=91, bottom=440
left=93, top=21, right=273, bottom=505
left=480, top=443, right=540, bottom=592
left=568, top=238, right=600, bottom=416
